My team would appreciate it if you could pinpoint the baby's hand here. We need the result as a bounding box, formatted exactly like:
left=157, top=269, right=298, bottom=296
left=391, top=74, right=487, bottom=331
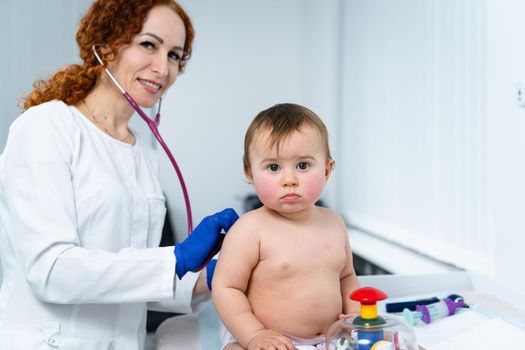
left=338, top=311, right=359, bottom=320
left=247, top=329, right=296, bottom=350
left=340, top=308, right=360, bottom=319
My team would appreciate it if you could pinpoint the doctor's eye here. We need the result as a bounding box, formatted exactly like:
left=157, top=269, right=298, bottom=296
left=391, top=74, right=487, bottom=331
left=297, top=162, right=311, bottom=170
left=140, top=41, right=156, bottom=50
left=267, top=164, right=280, bottom=172
left=168, top=50, right=182, bottom=62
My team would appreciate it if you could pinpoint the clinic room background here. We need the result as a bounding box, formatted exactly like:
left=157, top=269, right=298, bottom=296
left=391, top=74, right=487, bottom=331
left=1, top=0, right=524, bottom=306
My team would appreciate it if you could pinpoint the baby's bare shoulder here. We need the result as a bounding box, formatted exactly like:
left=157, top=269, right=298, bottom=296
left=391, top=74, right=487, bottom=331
left=317, top=206, right=346, bottom=226
left=224, top=207, right=269, bottom=240
left=236, top=207, right=270, bottom=227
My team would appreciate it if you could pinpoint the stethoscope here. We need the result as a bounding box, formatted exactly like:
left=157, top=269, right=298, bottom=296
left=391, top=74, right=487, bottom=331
left=92, top=45, right=193, bottom=235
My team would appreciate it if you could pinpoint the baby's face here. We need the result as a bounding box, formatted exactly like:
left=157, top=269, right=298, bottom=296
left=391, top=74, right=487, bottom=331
left=246, top=125, right=333, bottom=214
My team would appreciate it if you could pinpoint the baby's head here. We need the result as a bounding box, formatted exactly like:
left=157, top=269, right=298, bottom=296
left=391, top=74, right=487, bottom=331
left=243, top=103, right=334, bottom=213
left=243, top=103, right=331, bottom=172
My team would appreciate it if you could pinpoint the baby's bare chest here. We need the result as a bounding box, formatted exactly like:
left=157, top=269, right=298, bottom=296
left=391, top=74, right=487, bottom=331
left=256, top=228, right=347, bottom=278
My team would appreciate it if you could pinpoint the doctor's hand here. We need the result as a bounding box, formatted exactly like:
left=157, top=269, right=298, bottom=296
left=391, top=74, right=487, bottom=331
left=192, top=259, right=217, bottom=296
left=247, top=330, right=297, bottom=350
left=206, top=259, right=217, bottom=291
left=174, top=208, right=238, bottom=279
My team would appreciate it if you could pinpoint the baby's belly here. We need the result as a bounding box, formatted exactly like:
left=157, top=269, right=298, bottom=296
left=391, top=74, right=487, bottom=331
left=247, top=276, right=343, bottom=338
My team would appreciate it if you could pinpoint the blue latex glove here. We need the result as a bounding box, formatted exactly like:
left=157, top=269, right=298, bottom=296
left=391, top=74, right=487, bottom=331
left=206, top=259, right=217, bottom=291
left=174, top=208, right=238, bottom=279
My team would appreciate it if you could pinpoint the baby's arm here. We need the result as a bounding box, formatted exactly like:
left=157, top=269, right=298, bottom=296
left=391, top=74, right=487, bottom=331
left=340, top=228, right=361, bottom=316
left=212, top=215, right=295, bottom=349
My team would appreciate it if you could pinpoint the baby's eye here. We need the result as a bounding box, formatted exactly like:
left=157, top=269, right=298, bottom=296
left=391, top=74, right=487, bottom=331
left=168, top=50, right=182, bottom=61
left=267, top=164, right=280, bottom=172
left=297, top=162, right=310, bottom=170
left=140, top=41, right=156, bottom=50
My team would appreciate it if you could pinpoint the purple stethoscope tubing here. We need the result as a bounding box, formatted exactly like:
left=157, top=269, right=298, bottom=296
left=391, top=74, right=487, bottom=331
left=92, top=45, right=193, bottom=234
left=124, top=93, right=193, bottom=234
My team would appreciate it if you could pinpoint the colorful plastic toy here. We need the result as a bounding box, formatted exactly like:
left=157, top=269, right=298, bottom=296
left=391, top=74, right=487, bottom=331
left=326, top=287, right=418, bottom=350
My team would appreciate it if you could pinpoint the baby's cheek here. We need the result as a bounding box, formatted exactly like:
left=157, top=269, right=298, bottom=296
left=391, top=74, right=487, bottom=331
left=254, top=179, right=278, bottom=206
left=302, top=177, right=325, bottom=202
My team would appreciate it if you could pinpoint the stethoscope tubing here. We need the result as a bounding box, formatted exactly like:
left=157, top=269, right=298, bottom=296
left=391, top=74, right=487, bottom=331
left=92, top=45, right=194, bottom=235
left=123, top=92, right=194, bottom=233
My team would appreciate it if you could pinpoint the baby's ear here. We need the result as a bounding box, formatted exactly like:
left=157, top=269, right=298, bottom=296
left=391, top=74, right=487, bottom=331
left=325, top=158, right=335, bottom=180
left=244, top=166, right=254, bottom=185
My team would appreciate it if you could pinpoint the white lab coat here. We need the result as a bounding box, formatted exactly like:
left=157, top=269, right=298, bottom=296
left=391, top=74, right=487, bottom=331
left=0, top=100, right=199, bottom=349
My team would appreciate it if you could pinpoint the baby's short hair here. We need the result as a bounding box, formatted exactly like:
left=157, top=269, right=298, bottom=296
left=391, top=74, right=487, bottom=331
left=243, top=103, right=331, bottom=172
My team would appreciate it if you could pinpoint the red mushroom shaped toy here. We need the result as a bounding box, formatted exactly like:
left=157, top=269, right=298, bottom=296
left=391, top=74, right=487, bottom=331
left=350, top=287, right=388, bottom=321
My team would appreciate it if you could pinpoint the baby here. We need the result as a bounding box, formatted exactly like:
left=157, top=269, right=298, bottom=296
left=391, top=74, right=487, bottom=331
left=212, top=103, right=360, bottom=350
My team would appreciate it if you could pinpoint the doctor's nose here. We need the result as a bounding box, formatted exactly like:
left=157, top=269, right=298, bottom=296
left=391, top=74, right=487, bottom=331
left=151, top=53, right=169, bottom=78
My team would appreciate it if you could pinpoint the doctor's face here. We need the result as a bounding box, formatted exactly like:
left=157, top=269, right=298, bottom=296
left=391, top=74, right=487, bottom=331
left=107, top=5, right=186, bottom=108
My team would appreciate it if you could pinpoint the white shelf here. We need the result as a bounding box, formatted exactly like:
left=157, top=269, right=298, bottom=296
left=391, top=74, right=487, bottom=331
left=349, top=228, right=458, bottom=275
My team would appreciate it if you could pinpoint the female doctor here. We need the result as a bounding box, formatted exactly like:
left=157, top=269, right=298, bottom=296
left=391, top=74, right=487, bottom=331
left=0, top=0, right=238, bottom=349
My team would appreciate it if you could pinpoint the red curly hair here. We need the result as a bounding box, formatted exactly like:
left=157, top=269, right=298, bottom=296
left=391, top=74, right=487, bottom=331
left=21, top=0, right=194, bottom=110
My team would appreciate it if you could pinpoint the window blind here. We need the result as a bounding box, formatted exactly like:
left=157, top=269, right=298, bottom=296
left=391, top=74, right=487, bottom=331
left=337, top=0, right=492, bottom=275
